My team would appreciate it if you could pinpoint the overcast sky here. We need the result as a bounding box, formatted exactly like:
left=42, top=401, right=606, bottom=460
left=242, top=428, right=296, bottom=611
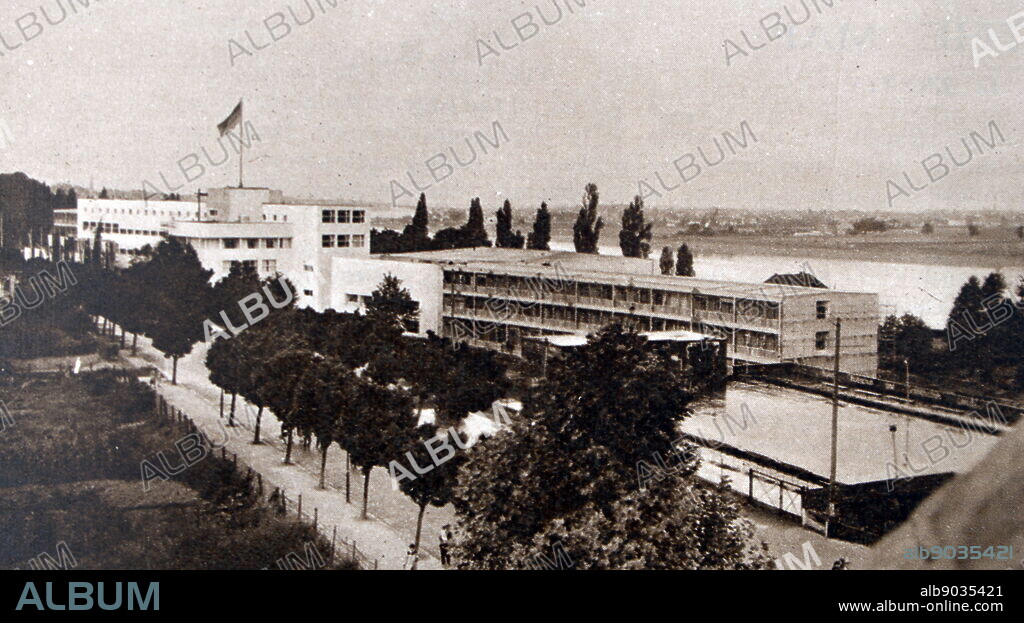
left=0, top=0, right=1021, bottom=212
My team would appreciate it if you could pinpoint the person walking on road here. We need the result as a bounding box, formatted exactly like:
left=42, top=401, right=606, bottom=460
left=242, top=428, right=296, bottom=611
left=404, top=544, right=418, bottom=570
left=439, top=525, right=453, bottom=567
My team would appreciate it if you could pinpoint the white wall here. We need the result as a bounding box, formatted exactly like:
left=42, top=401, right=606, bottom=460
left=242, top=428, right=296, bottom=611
left=329, top=258, right=443, bottom=336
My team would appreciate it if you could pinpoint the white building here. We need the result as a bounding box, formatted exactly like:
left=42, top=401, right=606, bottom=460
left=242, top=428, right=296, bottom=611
left=64, top=186, right=373, bottom=311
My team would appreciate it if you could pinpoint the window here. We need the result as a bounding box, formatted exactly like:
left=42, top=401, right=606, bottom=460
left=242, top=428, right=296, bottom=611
left=337, top=210, right=351, bottom=224
left=242, top=260, right=257, bottom=271
left=247, top=238, right=259, bottom=249
left=265, top=238, right=277, bottom=248
left=816, top=300, right=829, bottom=319
left=304, top=264, right=314, bottom=272
left=815, top=331, right=829, bottom=350
left=352, top=210, right=365, bottom=224
left=223, top=238, right=239, bottom=249
left=304, top=289, right=314, bottom=297
left=351, top=234, right=365, bottom=247
left=337, top=234, right=351, bottom=247
left=322, top=209, right=335, bottom=223
left=262, top=259, right=277, bottom=273
left=322, top=235, right=334, bottom=248
left=346, top=294, right=359, bottom=303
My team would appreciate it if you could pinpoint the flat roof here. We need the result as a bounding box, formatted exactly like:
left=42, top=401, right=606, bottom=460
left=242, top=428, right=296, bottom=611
left=377, top=248, right=871, bottom=301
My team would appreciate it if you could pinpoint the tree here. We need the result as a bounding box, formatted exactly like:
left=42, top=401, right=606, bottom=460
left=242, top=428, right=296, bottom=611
left=397, top=426, right=468, bottom=568
left=880, top=313, right=933, bottom=370
left=450, top=323, right=765, bottom=569
left=400, top=193, right=431, bottom=251
left=365, top=274, right=419, bottom=336
left=261, top=349, right=316, bottom=464
left=99, top=187, right=109, bottom=199
left=946, top=276, right=986, bottom=372
left=659, top=247, right=674, bottom=275
left=296, top=356, right=353, bottom=489
left=1016, top=225, right=1023, bottom=240
left=967, top=224, right=980, bottom=237
left=676, top=244, right=695, bottom=277
left=572, top=184, right=603, bottom=254
left=527, top=202, right=552, bottom=251
left=618, top=195, right=653, bottom=258
left=141, top=238, right=213, bottom=384
left=921, top=222, right=934, bottom=235
left=340, top=378, right=417, bottom=519
left=370, top=228, right=403, bottom=254
left=495, top=200, right=525, bottom=249
left=431, top=227, right=465, bottom=250
left=461, top=198, right=491, bottom=248
left=210, top=262, right=261, bottom=332
left=238, top=326, right=288, bottom=444
left=206, top=337, right=247, bottom=427
left=433, top=338, right=509, bottom=425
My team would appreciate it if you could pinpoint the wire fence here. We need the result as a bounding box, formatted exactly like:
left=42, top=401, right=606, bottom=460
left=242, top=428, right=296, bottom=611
left=136, top=378, right=377, bottom=569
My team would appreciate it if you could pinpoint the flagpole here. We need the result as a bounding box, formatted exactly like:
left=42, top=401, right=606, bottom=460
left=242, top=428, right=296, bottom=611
left=238, top=98, right=244, bottom=189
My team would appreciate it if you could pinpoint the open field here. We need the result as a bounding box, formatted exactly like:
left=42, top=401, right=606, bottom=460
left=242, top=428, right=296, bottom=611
left=0, top=371, right=352, bottom=570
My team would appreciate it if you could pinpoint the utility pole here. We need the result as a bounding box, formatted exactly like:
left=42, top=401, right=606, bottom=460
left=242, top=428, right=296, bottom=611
left=826, top=318, right=841, bottom=538
left=238, top=98, right=245, bottom=189
left=904, top=358, right=910, bottom=400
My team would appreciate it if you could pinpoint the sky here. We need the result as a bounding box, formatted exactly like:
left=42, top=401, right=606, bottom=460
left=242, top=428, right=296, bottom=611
left=0, top=0, right=1021, bottom=212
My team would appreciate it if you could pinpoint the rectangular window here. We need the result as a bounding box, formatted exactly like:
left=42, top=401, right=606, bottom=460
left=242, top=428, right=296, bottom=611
left=337, top=234, right=351, bottom=247
left=815, top=331, right=829, bottom=351
left=265, top=238, right=277, bottom=248
left=322, top=209, right=335, bottom=223
left=351, top=234, right=365, bottom=247
left=223, top=238, right=239, bottom=249
left=304, top=289, right=314, bottom=297
left=262, top=259, right=277, bottom=274
left=247, top=238, right=259, bottom=249
left=322, top=235, right=334, bottom=248
left=346, top=294, right=359, bottom=303
left=816, top=300, right=829, bottom=319
left=337, top=210, right=351, bottom=224
left=352, top=210, right=365, bottom=224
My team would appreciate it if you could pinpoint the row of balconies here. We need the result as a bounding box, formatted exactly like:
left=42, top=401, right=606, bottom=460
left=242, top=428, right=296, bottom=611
left=450, top=285, right=782, bottom=331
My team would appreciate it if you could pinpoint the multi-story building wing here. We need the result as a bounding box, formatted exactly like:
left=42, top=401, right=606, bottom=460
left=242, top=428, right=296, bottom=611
left=66, top=187, right=372, bottom=311
left=331, top=248, right=878, bottom=375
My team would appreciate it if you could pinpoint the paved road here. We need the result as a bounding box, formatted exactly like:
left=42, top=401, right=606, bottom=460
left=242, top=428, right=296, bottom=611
left=120, top=330, right=444, bottom=570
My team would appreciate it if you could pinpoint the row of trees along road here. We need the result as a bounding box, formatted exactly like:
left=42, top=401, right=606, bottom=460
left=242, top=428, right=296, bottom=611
left=371, top=187, right=699, bottom=275
left=202, top=274, right=508, bottom=561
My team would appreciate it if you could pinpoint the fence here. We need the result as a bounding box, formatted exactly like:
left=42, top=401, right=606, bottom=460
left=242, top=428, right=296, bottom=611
left=145, top=385, right=377, bottom=569
left=754, top=363, right=1023, bottom=427
left=693, top=444, right=814, bottom=518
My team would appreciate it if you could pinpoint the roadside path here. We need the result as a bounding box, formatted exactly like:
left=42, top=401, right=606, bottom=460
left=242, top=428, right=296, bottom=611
left=119, top=332, right=443, bottom=570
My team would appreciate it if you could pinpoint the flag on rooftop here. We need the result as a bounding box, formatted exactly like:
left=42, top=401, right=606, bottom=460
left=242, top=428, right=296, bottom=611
left=217, top=100, right=243, bottom=136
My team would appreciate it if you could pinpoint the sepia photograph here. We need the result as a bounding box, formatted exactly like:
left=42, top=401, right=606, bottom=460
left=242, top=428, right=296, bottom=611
left=0, top=0, right=1021, bottom=614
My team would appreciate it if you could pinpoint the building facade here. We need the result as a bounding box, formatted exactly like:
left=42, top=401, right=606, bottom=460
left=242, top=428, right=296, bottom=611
left=63, top=187, right=373, bottom=311
left=332, top=248, right=879, bottom=375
